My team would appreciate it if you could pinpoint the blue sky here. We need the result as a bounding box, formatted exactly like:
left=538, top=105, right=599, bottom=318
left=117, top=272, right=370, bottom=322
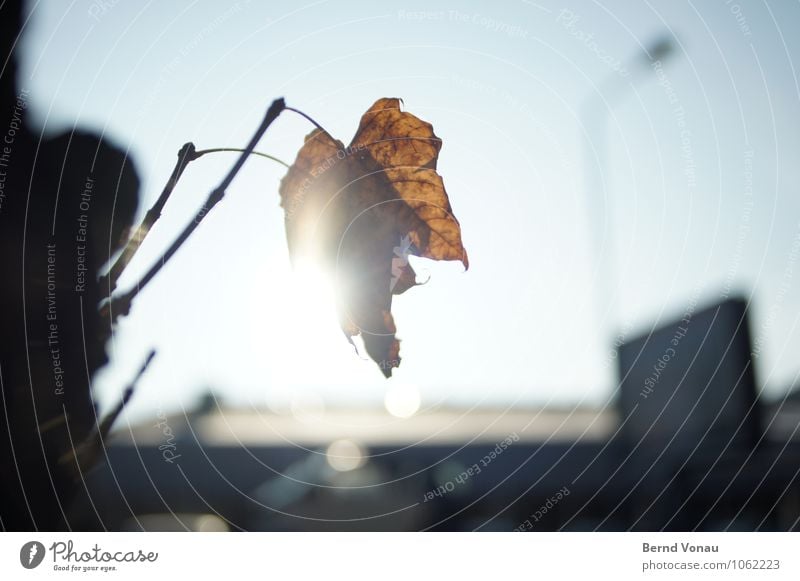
left=18, top=0, right=800, bottom=422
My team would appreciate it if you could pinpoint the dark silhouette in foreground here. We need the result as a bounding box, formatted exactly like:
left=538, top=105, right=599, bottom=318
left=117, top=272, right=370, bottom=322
left=0, top=0, right=140, bottom=530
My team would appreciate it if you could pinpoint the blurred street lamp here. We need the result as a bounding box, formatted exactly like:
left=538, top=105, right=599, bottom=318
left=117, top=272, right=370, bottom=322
left=580, top=34, right=677, bottom=330
left=646, top=36, right=676, bottom=65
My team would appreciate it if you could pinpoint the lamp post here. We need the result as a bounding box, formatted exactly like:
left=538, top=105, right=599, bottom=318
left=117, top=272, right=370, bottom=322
left=580, top=35, right=676, bottom=330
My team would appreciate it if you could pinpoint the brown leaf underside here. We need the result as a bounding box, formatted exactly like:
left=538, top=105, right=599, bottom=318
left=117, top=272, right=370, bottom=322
left=279, top=98, right=468, bottom=377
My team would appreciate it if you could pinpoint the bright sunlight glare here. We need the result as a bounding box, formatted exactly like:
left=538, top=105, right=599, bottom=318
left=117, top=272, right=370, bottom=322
left=384, top=383, right=421, bottom=418
left=253, top=257, right=346, bottom=394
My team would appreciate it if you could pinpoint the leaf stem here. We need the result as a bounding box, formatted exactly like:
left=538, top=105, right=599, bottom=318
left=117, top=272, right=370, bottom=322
left=195, top=147, right=290, bottom=168
left=285, top=106, right=331, bottom=135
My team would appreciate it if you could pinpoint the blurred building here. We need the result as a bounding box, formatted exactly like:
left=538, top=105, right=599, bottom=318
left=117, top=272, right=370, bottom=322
left=73, top=308, right=800, bottom=533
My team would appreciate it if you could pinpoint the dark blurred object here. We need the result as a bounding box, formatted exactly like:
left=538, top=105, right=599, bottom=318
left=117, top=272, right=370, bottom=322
left=618, top=297, right=760, bottom=458
left=0, top=0, right=140, bottom=531
left=616, top=297, right=766, bottom=530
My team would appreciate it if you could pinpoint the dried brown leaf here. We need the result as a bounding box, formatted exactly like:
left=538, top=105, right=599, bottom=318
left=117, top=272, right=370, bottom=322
left=279, top=98, right=468, bottom=377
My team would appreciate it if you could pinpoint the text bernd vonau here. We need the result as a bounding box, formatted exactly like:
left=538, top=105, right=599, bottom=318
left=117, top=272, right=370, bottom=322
left=643, top=542, right=719, bottom=553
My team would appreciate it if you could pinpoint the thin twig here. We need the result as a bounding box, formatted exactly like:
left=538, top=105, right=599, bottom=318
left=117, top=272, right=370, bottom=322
left=97, top=349, right=155, bottom=438
left=100, top=145, right=289, bottom=301
left=100, top=143, right=199, bottom=295
left=101, top=97, right=287, bottom=324
left=59, top=349, right=156, bottom=478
